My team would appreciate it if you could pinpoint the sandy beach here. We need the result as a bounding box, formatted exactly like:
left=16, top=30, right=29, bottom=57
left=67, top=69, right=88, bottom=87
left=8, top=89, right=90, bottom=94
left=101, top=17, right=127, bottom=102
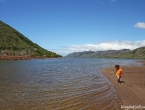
left=102, top=60, right=145, bottom=110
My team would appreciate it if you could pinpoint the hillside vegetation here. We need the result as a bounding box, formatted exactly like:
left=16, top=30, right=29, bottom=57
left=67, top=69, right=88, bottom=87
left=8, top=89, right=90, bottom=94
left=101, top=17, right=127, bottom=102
left=65, top=47, right=145, bottom=59
left=0, top=20, right=62, bottom=59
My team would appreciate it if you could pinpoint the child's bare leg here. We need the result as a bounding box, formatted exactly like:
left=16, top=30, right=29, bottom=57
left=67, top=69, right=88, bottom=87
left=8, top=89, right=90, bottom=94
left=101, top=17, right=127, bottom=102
left=117, top=76, right=120, bottom=83
left=117, top=79, right=120, bottom=83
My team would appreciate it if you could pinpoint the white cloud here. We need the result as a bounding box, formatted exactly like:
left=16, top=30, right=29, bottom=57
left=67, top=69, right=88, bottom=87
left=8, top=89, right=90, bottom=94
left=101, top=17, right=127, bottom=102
left=50, top=40, right=145, bottom=56
left=134, top=22, right=145, bottom=29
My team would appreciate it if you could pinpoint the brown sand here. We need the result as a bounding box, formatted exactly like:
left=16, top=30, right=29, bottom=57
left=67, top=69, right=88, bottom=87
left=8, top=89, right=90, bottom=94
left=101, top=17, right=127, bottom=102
left=102, top=60, right=145, bottom=109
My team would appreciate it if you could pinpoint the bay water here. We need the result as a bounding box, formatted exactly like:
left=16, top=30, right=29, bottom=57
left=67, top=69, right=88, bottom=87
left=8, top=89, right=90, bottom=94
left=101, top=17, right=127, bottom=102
left=0, top=58, right=142, bottom=110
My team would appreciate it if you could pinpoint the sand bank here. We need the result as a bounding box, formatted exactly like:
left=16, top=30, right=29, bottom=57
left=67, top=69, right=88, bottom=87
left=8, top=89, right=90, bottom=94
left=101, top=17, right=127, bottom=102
left=102, top=60, right=145, bottom=110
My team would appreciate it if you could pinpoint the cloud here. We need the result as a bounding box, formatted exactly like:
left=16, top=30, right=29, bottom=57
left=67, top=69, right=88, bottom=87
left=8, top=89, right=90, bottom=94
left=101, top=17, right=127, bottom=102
left=134, top=22, right=145, bottom=29
left=50, top=40, right=145, bottom=56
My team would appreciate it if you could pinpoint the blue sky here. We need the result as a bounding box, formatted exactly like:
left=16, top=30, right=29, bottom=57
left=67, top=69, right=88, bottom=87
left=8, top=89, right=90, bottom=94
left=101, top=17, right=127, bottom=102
left=0, top=0, right=145, bottom=56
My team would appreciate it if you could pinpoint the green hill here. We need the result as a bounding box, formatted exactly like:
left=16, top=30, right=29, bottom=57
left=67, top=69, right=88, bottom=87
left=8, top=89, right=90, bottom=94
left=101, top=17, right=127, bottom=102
left=131, top=46, right=145, bottom=58
left=65, top=47, right=145, bottom=59
left=0, top=20, right=62, bottom=59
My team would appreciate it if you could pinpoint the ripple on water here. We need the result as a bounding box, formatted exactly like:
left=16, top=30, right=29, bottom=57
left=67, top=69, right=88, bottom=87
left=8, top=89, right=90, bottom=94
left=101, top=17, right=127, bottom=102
left=0, top=58, right=139, bottom=110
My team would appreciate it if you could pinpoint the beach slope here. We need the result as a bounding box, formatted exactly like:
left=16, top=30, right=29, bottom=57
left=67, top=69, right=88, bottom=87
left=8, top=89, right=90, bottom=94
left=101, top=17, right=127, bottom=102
left=102, top=61, right=145, bottom=109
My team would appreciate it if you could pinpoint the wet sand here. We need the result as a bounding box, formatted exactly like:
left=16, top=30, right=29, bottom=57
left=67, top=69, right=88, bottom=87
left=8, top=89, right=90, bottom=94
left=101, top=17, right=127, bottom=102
left=102, top=60, right=145, bottom=109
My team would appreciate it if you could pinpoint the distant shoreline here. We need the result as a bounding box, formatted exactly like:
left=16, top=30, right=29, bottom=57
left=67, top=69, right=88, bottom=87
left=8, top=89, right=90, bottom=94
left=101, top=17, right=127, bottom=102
left=0, top=55, right=61, bottom=60
left=101, top=60, right=145, bottom=109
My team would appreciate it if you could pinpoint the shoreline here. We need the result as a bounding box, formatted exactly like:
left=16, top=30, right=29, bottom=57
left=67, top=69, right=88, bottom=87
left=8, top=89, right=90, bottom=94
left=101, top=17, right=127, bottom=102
left=0, top=55, right=62, bottom=60
left=101, top=60, right=145, bottom=109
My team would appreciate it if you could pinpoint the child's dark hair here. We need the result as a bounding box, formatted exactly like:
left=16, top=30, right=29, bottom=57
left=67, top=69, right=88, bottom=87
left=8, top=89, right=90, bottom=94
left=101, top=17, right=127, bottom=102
left=115, top=65, right=120, bottom=69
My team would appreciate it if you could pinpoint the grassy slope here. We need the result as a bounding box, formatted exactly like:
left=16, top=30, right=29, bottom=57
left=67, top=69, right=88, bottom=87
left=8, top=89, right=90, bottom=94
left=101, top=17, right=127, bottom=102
left=0, top=20, right=62, bottom=58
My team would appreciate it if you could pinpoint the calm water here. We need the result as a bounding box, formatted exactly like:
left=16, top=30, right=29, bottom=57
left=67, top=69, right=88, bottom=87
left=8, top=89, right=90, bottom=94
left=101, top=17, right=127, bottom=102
left=0, top=58, right=142, bottom=110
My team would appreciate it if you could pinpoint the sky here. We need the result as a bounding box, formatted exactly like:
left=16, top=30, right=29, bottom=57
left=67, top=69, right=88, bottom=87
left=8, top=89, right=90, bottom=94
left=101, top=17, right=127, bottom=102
left=0, top=0, right=145, bottom=56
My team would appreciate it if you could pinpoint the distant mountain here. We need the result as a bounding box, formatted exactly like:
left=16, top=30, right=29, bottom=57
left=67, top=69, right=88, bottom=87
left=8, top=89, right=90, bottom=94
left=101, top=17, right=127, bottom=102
left=65, top=47, right=145, bottom=59
left=0, top=20, right=62, bottom=59
left=131, top=46, right=145, bottom=58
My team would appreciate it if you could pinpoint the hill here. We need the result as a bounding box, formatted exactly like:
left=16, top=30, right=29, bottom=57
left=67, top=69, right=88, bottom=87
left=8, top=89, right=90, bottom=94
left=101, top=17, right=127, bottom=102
left=65, top=47, right=145, bottom=59
left=0, top=20, right=62, bottom=59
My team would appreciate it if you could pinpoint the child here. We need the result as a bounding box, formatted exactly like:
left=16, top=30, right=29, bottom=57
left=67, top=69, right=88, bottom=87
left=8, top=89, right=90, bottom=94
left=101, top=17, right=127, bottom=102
left=115, top=65, right=123, bottom=83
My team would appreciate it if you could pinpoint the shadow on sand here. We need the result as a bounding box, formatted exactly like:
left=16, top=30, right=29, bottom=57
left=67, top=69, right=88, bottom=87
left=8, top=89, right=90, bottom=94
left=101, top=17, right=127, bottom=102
left=119, top=80, right=125, bottom=84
